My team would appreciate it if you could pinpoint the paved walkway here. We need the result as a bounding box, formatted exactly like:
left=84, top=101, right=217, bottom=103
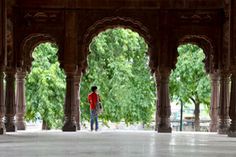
left=0, top=131, right=236, bottom=157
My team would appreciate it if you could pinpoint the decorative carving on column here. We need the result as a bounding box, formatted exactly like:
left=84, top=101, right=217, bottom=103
left=0, top=0, right=7, bottom=68
left=5, top=68, right=16, bottom=132
left=0, top=71, right=5, bottom=134
left=209, top=72, right=220, bottom=132
left=62, top=65, right=78, bottom=131
left=218, top=72, right=230, bottom=134
left=155, top=67, right=172, bottom=133
left=228, top=70, right=236, bottom=137
left=75, top=72, right=82, bottom=130
left=16, top=70, right=26, bottom=130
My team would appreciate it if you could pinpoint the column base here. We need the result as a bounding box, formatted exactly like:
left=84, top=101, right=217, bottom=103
left=0, top=127, right=5, bottom=134
left=228, top=121, right=236, bottom=137
left=218, top=119, right=229, bottom=134
left=0, top=120, right=5, bottom=134
left=16, top=121, right=26, bottom=130
left=158, top=123, right=172, bottom=133
left=218, top=126, right=229, bottom=134
left=158, top=127, right=172, bottom=133
left=62, top=120, right=77, bottom=132
left=228, top=129, right=236, bottom=137
left=158, top=118, right=172, bottom=133
left=5, top=117, right=16, bottom=132
left=5, top=123, right=16, bottom=132
left=77, top=124, right=81, bottom=131
left=209, top=123, right=218, bottom=132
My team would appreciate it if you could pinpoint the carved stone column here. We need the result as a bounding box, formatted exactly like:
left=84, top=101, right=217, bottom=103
left=5, top=69, right=16, bottom=132
left=0, top=0, right=6, bottom=135
left=155, top=68, right=172, bottom=133
left=218, top=72, right=230, bottom=134
left=75, top=72, right=82, bottom=130
left=228, top=71, right=236, bottom=137
left=209, top=73, right=220, bottom=132
left=0, top=71, right=5, bottom=134
left=16, top=70, right=26, bottom=130
left=62, top=66, right=78, bottom=131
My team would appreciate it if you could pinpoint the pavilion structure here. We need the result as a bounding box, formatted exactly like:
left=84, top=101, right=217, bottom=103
left=0, top=0, right=236, bottom=137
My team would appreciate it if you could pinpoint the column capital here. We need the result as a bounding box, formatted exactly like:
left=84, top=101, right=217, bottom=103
left=4, top=67, right=16, bottom=75
left=62, top=64, right=78, bottom=76
left=16, top=70, right=27, bottom=79
left=230, top=67, right=236, bottom=75
left=219, top=70, right=231, bottom=77
left=155, top=67, right=171, bottom=83
left=209, top=72, right=220, bottom=82
left=63, top=64, right=84, bottom=76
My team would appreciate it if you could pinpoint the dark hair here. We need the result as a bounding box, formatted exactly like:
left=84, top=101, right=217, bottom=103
left=91, top=86, right=97, bottom=92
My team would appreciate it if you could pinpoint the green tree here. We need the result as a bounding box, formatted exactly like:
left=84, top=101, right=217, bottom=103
left=25, top=43, right=65, bottom=129
left=169, top=44, right=211, bottom=131
left=80, top=28, right=156, bottom=126
left=25, top=29, right=156, bottom=130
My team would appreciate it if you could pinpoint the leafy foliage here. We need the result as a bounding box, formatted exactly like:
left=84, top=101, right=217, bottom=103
left=25, top=43, right=66, bottom=129
left=25, top=31, right=210, bottom=130
left=25, top=29, right=156, bottom=129
left=80, top=28, right=156, bottom=125
left=169, top=44, right=211, bottom=130
left=170, top=44, right=211, bottom=105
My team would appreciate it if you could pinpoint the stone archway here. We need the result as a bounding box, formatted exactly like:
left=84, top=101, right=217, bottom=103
left=82, top=17, right=152, bottom=69
left=15, top=33, right=63, bottom=130
left=178, top=35, right=216, bottom=74
left=19, top=33, right=62, bottom=71
left=175, top=35, right=228, bottom=133
left=73, top=17, right=156, bottom=131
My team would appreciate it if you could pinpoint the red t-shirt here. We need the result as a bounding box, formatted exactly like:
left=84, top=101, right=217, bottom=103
left=88, top=92, right=99, bottom=110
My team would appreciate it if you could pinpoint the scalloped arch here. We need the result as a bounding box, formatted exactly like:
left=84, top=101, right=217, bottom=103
left=177, top=35, right=216, bottom=73
left=82, top=16, right=152, bottom=69
left=20, top=33, right=61, bottom=72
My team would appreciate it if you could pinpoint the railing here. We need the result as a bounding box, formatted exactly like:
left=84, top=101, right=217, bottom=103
left=171, top=120, right=211, bottom=132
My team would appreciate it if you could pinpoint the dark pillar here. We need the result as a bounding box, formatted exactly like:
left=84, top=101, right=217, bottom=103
left=155, top=68, right=172, bottom=133
left=218, top=72, right=230, bottom=134
left=5, top=69, right=16, bottom=132
left=228, top=0, right=236, bottom=137
left=16, top=71, right=26, bottom=130
left=62, top=66, right=77, bottom=131
left=209, top=73, right=220, bottom=132
left=0, top=0, right=6, bottom=135
left=75, top=72, right=82, bottom=130
left=228, top=71, right=236, bottom=137
left=0, top=71, right=5, bottom=134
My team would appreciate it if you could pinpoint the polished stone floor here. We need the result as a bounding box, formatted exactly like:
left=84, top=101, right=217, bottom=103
left=0, top=131, right=236, bottom=157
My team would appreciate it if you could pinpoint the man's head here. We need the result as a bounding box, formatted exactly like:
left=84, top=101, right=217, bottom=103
left=91, top=86, right=97, bottom=92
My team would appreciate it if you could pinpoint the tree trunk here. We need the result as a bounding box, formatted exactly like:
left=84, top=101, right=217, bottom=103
left=42, top=120, right=50, bottom=130
left=194, top=102, right=200, bottom=131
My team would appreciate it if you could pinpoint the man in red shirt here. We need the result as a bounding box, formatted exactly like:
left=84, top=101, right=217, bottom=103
left=88, top=86, right=100, bottom=131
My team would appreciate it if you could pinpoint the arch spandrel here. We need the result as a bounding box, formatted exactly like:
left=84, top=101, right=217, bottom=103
left=18, top=33, right=63, bottom=72
left=174, top=35, right=218, bottom=74
left=81, top=16, right=156, bottom=71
